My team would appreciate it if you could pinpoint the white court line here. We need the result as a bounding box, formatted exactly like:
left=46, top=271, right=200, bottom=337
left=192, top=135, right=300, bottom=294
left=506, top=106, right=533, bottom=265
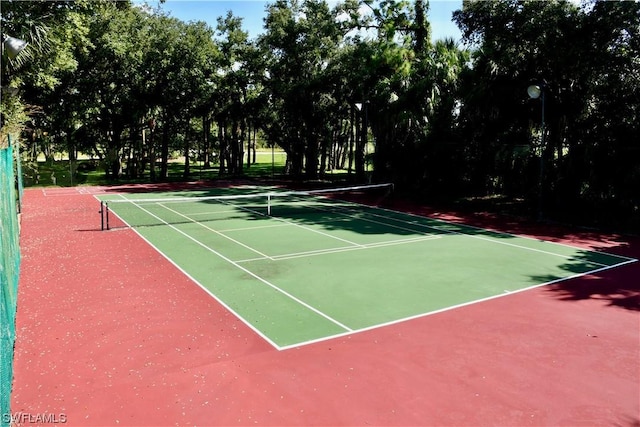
left=120, top=196, right=353, bottom=337
left=209, top=222, right=291, bottom=233
left=278, top=256, right=638, bottom=351
left=330, top=204, right=628, bottom=267
left=98, top=195, right=280, bottom=348
left=216, top=198, right=367, bottom=249
left=235, top=235, right=442, bottom=263
left=164, top=199, right=364, bottom=253
left=161, top=191, right=432, bottom=253
left=184, top=208, right=240, bottom=216
left=344, top=202, right=638, bottom=264
left=194, top=196, right=447, bottom=263
left=328, top=204, right=442, bottom=237
left=154, top=191, right=629, bottom=271
left=209, top=214, right=356, bottom=233
left=273, top=235, right=441, bottom=260
left=158, top=203, right=273, bottom=260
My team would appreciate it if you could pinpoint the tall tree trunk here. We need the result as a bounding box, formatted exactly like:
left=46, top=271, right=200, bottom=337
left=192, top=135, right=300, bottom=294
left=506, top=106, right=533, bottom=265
left=67, top=129, right=76, bottom=185
left=183, top=120, right=191, bottom=179
left=135, top=125, right=145, bottom=179
left=218, top=120, right=227, bottom=176
left=160, top=115, right=170, bottom=181
left=229, top=122, right=237, bottom=174
left=246, top=121, right=252, bottom=169
left=305, top=137, right=319, bottom=179
left=107, top=123, right=124, bottom=180
left=349, top=106, right=357, bottom=179
left=291, top=153, right=303, bottom=178
left=239, top=118, right=246, bottom=174
left=414, top=0, right=429, bottom=56
left=106, top=146, right=121, bottom=180
left=148, top=123, right=156, bottom=182
left=252, top=126, right=257, bottom=164
left=203, top=114, right=211, bottom=169
left=319, top=134, right=329, bottom=178
left=229, top=118, right=244, bottom=175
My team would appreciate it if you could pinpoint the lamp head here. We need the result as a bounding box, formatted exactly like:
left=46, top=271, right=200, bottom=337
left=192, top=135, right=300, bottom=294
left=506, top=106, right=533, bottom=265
left=3, top=36, right=29, bottom=59
left=527, top=85, right=542, bottom=99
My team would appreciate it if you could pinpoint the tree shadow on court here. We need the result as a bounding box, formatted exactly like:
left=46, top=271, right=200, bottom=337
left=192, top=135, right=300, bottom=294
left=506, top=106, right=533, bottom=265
left=383, top=197, right=640, bottom=311
left=544, top=263, right=639, bottom=311
left=488, top=232, right=640, bottom=311
left=264, top=197, right=640, bottom=311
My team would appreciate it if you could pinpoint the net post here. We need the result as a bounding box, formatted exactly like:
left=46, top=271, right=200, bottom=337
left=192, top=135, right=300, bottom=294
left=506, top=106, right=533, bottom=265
left=267, top=193, right=272, bottom=216
left=100, top=201, right=104, bottom=231
left=106, top=202, right=110, bottom=230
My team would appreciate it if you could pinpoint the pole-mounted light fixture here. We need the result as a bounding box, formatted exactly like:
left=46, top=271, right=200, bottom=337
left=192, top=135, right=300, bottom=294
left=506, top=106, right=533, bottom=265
left=527, top=84, right=542, bottom=100
left=528, top=83, right=546, bottom=221
left=353, top=100, right=369, bottom=181
left=2, top=35, right=30, bottom=212
left=2, top=35, right=29, bottom=59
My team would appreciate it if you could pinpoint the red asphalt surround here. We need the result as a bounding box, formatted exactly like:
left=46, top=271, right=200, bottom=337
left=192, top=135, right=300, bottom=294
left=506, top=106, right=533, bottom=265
left=11, top=185, right=640, bottom=426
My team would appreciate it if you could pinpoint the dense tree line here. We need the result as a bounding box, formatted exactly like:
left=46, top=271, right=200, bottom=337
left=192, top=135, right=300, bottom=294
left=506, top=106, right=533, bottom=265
left=1, top=0, right=638, bottom=229
left=454, top=0, right=639, bottom=228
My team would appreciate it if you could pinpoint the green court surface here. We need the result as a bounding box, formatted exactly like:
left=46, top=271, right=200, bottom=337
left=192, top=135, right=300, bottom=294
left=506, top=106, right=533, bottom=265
left=98, top=187, right=636, bottom=350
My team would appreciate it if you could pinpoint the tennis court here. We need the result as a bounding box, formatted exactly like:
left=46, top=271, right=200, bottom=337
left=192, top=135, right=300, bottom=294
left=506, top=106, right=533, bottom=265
left=97, top=184, right=636, bottom=350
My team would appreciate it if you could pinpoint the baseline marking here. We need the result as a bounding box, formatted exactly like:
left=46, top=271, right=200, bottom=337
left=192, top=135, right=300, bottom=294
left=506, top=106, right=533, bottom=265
left=278, top=257, right=638, bottom=350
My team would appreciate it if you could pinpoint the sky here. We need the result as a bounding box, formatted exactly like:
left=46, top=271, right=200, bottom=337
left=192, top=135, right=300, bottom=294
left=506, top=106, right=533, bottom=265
left=141, top=0, right=463, bottom=41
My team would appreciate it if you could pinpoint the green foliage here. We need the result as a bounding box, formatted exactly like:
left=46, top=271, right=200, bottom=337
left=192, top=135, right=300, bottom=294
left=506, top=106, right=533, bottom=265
left=4, top=0, right=638, bottom=229
left=454, top=0, right=639, bottom=228
left=0, top=95, right=28, bottom=148
left=259, top=0, right=348, bottom=178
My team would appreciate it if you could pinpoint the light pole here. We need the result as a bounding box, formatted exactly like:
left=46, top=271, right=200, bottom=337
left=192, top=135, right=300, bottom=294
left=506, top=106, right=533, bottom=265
left=528, top=84, right=545, bottom=220
left=354, top=100, right=369, bottom=182
left=2, top=35, right=29, bottom=212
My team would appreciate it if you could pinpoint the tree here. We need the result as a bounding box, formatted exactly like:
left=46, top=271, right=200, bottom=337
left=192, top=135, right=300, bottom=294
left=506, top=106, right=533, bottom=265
left=340, top=0, right=469, bottom=191
left=570, top=1, right=640, bottom=227
left=213, top=12, right=254, bottom=175
left=73, top=5, right=151, bottom=178
left=259, top=0, right=347, bottom=179
left=453, top=0, right=640, bottom=227
left=1, top=0, right=107, bottom=150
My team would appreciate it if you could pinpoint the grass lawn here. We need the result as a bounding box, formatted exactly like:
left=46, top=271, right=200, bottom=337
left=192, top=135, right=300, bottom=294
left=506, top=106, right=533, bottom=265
left=21, top=150, right=291, bottom=187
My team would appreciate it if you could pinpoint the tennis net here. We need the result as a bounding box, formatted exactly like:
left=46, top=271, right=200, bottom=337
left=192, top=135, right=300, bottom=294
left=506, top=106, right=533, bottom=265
left=100, top=183, right=394, bottom=230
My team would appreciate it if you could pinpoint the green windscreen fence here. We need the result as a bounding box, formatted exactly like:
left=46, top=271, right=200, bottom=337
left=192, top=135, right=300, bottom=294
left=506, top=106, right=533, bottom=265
left=0, top=146, right=21, bottom=424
